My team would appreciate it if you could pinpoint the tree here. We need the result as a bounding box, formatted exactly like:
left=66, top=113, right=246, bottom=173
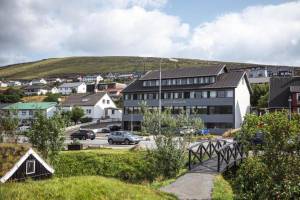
left=0, top=111, right=19, bottom=143
left=27, top=112, right=66, bottom=162
left=142, top=105, right=203, bottom=178
left=234, top=112, right=300, bottom=199
left=43, top=93, right=61, bottom=103
left=250, top=83, right=269, bottom=107
left=0, top=87, right=24, bottom=103
left=257, top=92, right=269, bottom=108
left=70, top=107, right=84, bottom=124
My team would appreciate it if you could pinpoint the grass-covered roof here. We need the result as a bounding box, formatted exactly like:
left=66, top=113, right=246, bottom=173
left=0, top=144, right=31, bottom=177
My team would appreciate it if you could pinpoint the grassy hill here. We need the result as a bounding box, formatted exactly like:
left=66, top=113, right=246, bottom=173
left=0, top=56, right=295, bottom=80
left=0, top=176, right=176, bottom=200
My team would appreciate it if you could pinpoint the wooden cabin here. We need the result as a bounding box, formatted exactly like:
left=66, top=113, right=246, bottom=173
left=0, top=144, right=54, bottom=183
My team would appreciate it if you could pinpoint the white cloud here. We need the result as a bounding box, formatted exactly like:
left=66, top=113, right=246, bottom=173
left=0, top=0, right=300, bottom=66
left=184, top=2, right=300, bottom=65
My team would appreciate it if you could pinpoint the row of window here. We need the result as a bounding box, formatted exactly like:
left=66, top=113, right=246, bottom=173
left=124, top=90, right=233, bottom=100
left=124, top=106, right=233, bottom=115
left=143, top=76, right=216, bottom=87
left=102, top=99, right=110, bottom=104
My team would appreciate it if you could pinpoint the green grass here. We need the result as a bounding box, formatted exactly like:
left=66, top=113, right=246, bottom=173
left=0, top=176, right=176, bottom=200
left=53, top=149, right=155, bottom=183
left=0, top=56, right=267, bottom=80
left=212, top=175, right=234, bottom=200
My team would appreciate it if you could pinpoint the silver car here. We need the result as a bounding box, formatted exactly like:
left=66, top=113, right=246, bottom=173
left=108, top=131, right=141, bottom=145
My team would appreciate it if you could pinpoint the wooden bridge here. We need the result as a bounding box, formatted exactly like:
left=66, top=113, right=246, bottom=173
left=188, top=139, right=245, bottom=173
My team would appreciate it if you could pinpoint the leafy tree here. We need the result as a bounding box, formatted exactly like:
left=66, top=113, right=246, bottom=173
left=61, top=110, right=72, bottom=126
left=70, top=107, right=84, bottom=124
left=250, top=83, right=269, bottom=107
left=142, top=105, right=203, bottom=178
left=257, top=92, right=269, bottom=108
left=43, top=93, right=61, bottom=103
left=4, top=87, right=24, bottom=97
left=234, top=112, right=300, bottom=199
left=0, top=111, right=19, bottom=143
left=27, top=112, right=66, bottom=162
left=0, top=87, right=24, bottom=103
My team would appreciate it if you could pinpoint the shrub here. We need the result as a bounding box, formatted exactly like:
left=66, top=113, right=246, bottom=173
left=79, top=117, right=93, bottom=123
left=53, top=149, right=157, bottom=183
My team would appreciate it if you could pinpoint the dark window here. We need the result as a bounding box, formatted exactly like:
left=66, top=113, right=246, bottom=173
left=178, top=92, right=183, bottom=99
left=184, top=92, right=190, bottom=99
left=208, top=106, right=232, bottom=114
left=195, top=106, right=207, bottom=114
left=162, top=79, right=167, bottom=85
left=133, top=94, right=137, bottom=100
left=182, top=78, right=187, bottom=85
left=26, top=160, right=35, bottom=174
left=206, top=123, right=233, bottom=129
left=217, top=91, right=225, bottom=98
left=176, top=79, right=181, bottom=85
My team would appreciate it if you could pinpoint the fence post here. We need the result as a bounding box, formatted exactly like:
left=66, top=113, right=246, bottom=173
left=217, top=151, right=220, bottom=172
left=189, top=150, right=192, bottom=170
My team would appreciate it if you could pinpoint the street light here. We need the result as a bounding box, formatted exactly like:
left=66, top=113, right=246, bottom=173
left=288, top=96, right=292, bottom=120
left=159, top=58, right=178, bottom=135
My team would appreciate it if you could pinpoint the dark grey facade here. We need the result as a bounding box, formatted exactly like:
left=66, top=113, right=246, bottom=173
left=122, top=65, right=251, bottom=133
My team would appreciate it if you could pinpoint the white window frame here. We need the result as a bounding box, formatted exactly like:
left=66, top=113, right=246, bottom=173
left=26, top=160, right=36, bottom=175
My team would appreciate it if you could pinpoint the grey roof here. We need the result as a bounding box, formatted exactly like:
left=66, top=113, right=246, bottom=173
left=62, top=92, right=106, bottom=106
left=0, top=103, right=12, bottom=109
left=269, top=77, right=300, bottom=108
left=123, top=71, right=250, bottom=93
left=24, top=84, right=50, bottom=90
left=58, top=82, right=85, bottom=88
left=140, top=65, right=226, bottom=80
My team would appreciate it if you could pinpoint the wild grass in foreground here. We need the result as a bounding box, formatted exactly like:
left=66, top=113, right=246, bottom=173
left=0, top=176, right=177, bottom=200
left=212, top=175, right=234, bottom=200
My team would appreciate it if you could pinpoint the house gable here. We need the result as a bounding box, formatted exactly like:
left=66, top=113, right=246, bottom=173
left=0, top=148, right=54, bottom=183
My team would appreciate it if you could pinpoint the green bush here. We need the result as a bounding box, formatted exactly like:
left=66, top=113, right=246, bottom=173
left=53, top=149, right=158, bottom=183
left=79, top=117, right=93, bottom=123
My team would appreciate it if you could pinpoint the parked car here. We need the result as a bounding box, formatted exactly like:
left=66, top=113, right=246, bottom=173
left=108, top=124, right=122, bottom=131
left=100, top=128, right=110, bottom=133
left=176, top=126, right=195, bottom=135
left=196, top=129, right=209, bottom=135
left=108, top=131, right=141, bottom=145
left=70, top=130, right=95, bottom=140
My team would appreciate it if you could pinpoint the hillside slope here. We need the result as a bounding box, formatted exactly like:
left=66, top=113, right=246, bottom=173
left=0, top=56, right=293, bottom=80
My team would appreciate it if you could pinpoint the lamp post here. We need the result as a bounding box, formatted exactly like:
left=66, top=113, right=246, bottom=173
left=158, top=58, right=178, bottom=135
left=288, top=96, right=292, bottom=121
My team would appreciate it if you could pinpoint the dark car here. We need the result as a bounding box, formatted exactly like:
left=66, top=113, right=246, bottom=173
left=70, top=130, right=96, bottom=140
left=109, top=125, right=122, bottom=132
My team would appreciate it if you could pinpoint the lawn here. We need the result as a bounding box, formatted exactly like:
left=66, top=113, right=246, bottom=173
left=0, top=176, right=176, bottom=200
left=212, top=175, right=234, bottom=200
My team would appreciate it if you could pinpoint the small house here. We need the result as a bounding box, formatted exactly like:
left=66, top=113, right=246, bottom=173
left=0, top=144, right=54, bottom=183
left=58, top=82, right=86, bottom=95
left=29, top=78, right=47, bottom=85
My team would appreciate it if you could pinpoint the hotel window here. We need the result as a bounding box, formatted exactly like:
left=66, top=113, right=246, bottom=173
left=178, top=92, right=183, bottom=99
left=144, top=94, right=148, bottom=100
left=143, top=81, right=146, bottom=86
left=173, top=106, right=184, bottom=114
left=195, top=91, right=202, bottom=98
left=208, top=106, right=232, bottom=114
left=210, top=91, right=217, bottom=98
left=195, top=106, right=207, bottom=114
left=225, top=90, right=233, bottom=98
left=184, top=92, right=190, bottom=99
left=176, top=79, right=181, bottom=85
left=172, top=79, right=176, bottom=85
left=204, top=77, right=210, bottom=84
left=173, top=92, right=178, bottom=99
left=198, top=77, right=203, bottom=84
left=182, top=78, right=187, bottom=85
left=190, top=91, right=195, bottom=99
left=167, top=79, right=172, bottom=85
left=187, top=78, right=193, bottom=84
left=133, top=94, right=138, bottom=100
left=210, top=76, right=215, bottom=83
left=167, top=92, right=173, bottom=99
left=202, top=91, right=208, bottom=98
left=162, top=79, right=167, bottom=85
left=153, top=93, right=158, bottom=99
left=217, top=91, right=225, bottom=98
left=155, top=80, right=159, bottom=86
left=193, top=78, right=198, bottom=84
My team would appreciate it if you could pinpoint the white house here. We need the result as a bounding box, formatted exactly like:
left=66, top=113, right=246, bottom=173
left=8, top=81, right=22, bottom=87
left=23, top=85, right=58, bottom=95
left=58, top=82, right=86, bottom=95
left=1, top=102, right=57, bottom=123
left=61, top=92, right=122, bottom=121
left=81, top=75, right=103, bottom=83
left=29, top=78, right=47, bottom=85
left=0, top=81, right=8, bottom=87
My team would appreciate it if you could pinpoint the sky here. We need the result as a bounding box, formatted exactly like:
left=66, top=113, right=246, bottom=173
left=0, top=0, right=300, bottom=66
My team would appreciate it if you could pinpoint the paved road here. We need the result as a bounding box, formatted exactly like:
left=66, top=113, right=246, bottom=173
left=160, top=172, right=216, bottom=200
left=64, top=137, right=156, bottom=149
